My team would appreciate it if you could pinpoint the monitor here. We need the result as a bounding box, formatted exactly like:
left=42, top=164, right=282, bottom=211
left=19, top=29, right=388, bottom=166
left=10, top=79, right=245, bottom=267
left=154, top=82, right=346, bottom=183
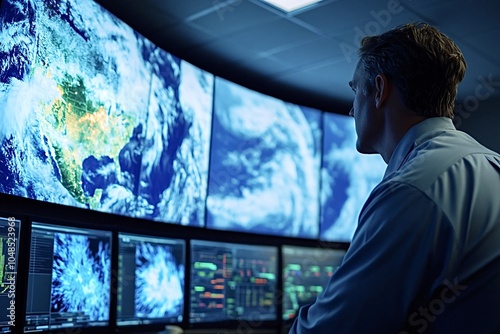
left=320, top=112, right=386, bottom=242
left=134, top=54, right=215, bottom=227
left=282, top=245, right=346, bottom=321
left=190, top=240, right=278, bottom=323
left=0, top=216, right=20, bottom=333
left=0, top=0, right=152, bottom=217
left=206, top=76, right=322, bottom=238
left=0, top=0, right=214, bottom=226
left=117, top=233, right=185, bottom=326
left=24, top=222, right=111, bottom=332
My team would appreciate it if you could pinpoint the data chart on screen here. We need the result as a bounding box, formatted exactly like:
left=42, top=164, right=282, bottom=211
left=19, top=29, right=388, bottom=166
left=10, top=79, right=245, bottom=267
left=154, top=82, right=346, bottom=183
left=190, top=240, right=278, bottom=323
left=282, top=245, right=346, bottom=321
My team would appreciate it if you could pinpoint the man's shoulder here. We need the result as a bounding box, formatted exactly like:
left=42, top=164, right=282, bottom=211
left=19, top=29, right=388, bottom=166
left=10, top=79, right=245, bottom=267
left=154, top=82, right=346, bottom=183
left=386, top=129, right=499, bottom=191
left=415, top=127, right=498, bottom=159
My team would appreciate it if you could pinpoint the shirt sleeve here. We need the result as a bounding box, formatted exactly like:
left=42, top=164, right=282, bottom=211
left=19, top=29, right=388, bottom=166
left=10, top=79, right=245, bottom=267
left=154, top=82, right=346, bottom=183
left=289, top=181, right=457, bottom=334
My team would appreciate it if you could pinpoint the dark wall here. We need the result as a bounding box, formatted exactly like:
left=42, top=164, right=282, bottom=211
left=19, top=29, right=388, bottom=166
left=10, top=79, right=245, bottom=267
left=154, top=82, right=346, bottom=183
left=456, top=95, right=500, bottom=153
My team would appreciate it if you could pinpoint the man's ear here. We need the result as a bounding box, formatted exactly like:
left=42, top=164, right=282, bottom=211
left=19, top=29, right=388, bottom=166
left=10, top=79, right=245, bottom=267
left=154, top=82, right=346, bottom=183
left=374, top=73, right=390, bottom=109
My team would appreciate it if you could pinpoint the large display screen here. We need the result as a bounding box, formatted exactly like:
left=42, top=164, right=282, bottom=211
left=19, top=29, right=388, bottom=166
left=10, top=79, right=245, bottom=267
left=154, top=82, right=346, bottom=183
left=282, top=245, right=346, bottom=321
left=206, top=77, right=322, bottom=238
left=0, top=216, right=20, bottom=333
left=190, top=240, right=278, bottom=323
left=0, top=0, right=214, bottom=226
left=117, top=233, right=185, bottom=326
left=25, top=223, right=111, bottom=332
left=320, top=112, right=386, bottom=242
left=135, top=49, right=214, bottom=226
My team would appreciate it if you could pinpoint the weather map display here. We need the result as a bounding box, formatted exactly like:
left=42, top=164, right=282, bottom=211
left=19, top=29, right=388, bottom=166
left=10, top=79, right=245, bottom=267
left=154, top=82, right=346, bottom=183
left=0, top=0, right=214, bottom=226
left=282, top=245, right=346, bottom=321
left=135, top=49, right=214, bottom=226
left=320, top=112, right=387, bottom=242
left=190, top=240, right=278, bottom=323
left=206, top=77, right=322, bottom=238
left=24, top=223, right=111, bottom=332
left=0, top=217, right=20, bottom=332
left=117, top=233, right=185, bottom=326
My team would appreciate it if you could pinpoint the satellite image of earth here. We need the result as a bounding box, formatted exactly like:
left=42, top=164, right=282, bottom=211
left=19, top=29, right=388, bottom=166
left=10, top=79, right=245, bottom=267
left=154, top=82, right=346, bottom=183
left=0, top=0, right=213, bottom=226
left=320, top=112, right=387, bottom=242
left=206, top=77, right=322, bottom=238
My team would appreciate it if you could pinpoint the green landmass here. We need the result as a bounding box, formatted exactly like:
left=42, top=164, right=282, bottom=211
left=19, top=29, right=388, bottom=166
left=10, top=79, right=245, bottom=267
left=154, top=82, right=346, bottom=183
left=42, top=72, right=137, bottom=204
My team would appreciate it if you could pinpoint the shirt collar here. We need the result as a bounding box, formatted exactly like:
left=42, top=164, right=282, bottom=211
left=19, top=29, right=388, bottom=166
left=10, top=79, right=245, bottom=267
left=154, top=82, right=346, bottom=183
left=384, top=117, right=456, bottom=178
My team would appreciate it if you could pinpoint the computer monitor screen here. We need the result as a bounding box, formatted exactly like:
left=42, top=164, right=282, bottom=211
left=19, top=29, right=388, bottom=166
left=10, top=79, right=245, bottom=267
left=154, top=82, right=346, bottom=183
left=282, top=245, right=346, bottom=321
left=0, top=216, right=20, bottom=332
left=206, top=76, right=322, bottom=238
left=117, top=233, right=185, bottom=326
left=190, top=240, right=278, bottom=323
left=320, top=112, right=386, bottom=242
left=25, top=223, right=111, bottom=332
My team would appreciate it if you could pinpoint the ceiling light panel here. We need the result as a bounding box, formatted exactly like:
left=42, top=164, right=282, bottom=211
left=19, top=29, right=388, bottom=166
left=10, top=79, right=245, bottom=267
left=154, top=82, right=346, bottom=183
left=260, top=0, right=324, bottom=13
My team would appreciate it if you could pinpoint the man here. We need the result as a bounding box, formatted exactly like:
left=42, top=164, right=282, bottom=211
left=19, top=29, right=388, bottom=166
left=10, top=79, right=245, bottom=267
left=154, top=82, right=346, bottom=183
left=289, top=23, right=500, bottom=333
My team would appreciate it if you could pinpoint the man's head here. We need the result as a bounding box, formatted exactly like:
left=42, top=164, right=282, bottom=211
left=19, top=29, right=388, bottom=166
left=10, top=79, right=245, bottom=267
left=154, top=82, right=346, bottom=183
left=357, top=22, right=467, bottom=118
left=348, top=23, right=467, bottom=161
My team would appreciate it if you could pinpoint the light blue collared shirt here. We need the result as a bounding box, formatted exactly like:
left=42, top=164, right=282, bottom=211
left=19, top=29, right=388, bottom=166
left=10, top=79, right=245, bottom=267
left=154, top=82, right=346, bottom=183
left=290, top=117, right=500, bottom=333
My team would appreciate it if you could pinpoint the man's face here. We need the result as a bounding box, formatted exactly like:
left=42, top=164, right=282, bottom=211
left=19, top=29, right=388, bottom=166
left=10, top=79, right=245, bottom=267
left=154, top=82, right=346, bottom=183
left=348, top=62, right=380, bottom=155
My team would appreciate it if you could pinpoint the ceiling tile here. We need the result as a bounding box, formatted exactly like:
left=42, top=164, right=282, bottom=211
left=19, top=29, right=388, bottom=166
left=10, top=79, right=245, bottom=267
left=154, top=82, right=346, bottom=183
left=148, top=23, right=218, bottom=55
left=189, top=39, right=259, bottom=65
left=242, top=54, right=296, bottom=76
left=190, top=1, right=279, bottom=37
left=275, top=59, right=355, bottom=107
left=294, top=0, right=372, bottom=36
left=266, top=37, right=347, bottom=69
left=152, top=0, right=221, bottom=20
left=406, top=0, right=500, bottom=39
left=224, top=18, right=319, bottom=53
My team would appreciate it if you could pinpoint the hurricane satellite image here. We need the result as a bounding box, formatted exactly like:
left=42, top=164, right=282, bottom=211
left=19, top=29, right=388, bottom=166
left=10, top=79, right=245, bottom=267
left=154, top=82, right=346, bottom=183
left=320, top=112, right=387, bottom=242
left=206, top=77, right=322, bottom=238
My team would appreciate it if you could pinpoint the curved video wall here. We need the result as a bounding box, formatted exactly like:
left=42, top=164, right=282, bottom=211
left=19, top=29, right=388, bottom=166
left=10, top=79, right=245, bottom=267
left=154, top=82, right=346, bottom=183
left=0, top=0, right=386, bottom=242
